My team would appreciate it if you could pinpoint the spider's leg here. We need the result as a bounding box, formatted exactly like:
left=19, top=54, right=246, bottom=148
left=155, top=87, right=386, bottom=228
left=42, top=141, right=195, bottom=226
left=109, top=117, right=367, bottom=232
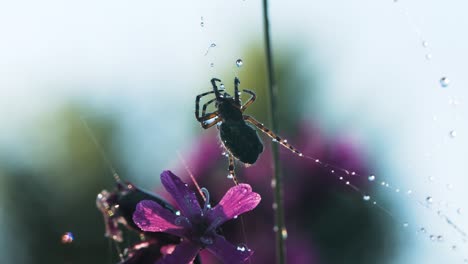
left=198, top=112, right=219, bottom=122
left=196, top=91, right=217, bottom=121
left=211, top=78, right=222, bottom=98
left=234, top=77, right=241, bottom=105
left=240, top=89, right=256, bottom=112
left=244, top=115, right=303, bottom=156
left=202, top=97, right=217, bottom=117
left=201, top=117, right=221, bottom=129
left=227, top=152, right=239, bottom=185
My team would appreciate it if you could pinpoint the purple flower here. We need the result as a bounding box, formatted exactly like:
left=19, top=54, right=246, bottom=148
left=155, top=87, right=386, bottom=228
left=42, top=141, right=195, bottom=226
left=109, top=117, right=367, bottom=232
left=133, top=170, right=261, bottom=264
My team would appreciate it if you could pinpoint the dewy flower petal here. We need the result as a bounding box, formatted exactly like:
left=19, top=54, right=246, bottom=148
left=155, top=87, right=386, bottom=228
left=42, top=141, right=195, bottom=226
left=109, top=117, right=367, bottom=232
left=160, top=170, right=203, bottom=218
left=207, top=184, right=261, bottom=227
left=133, top=200, right=185, bottom=237
left=206, top=234, right=253, bottom=264
left=156, top=241, right=200, bottom=264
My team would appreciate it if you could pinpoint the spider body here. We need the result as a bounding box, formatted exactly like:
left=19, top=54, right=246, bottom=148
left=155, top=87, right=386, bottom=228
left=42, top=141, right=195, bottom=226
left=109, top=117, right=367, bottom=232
left=196, top=77, right=302, bottom=183
left=215, top=93, right=263, bottom=164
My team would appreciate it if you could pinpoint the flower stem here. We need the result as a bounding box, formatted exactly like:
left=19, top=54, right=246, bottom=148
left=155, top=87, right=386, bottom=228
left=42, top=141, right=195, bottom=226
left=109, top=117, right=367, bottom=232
left=262, top=1, right=287, bottom=264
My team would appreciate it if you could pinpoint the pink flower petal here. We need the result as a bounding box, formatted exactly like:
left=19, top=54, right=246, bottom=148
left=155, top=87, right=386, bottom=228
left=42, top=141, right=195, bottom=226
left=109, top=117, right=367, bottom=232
left=156, top=241, right=200, bottom=264
left=133, top=200, right=185, bottom=237
left=161, top=170, right=202, bottom=219
left=206, top=234, right=253, bottom=264
left=207, top=184, right=261, bottom=227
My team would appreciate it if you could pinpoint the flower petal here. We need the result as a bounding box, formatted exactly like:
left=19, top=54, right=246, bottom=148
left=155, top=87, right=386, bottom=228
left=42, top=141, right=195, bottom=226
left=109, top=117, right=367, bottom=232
left=160, top=170, right=202, bottom=218
left=206, top=234, right=253, bottom=264
left=207, top=184, right=260, bottom=227
left=156, top=241, right=200, bottom=264
left=133, top=200, right=185, bottom=237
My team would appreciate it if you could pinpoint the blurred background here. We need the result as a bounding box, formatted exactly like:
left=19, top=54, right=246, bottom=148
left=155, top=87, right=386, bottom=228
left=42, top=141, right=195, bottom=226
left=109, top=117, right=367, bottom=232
left=1, top=0, right=467, bottom=263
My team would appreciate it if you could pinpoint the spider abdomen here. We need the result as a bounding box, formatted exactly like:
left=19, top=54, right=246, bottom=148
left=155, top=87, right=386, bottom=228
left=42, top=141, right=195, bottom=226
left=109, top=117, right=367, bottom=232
left=219, top=121, right=263, bottom=164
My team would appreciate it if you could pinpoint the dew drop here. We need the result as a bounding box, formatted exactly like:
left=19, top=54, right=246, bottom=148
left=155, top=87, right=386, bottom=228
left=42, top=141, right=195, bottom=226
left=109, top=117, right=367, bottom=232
left=451, top=245, right=457, bottom=250
left=440, top=77, right=450, bottom=88
left=315, top=159, right=320, bottom=163
left=339, top=177, right=343, bottom=180
left=437, top=235, right=444, bottom=242
left=236, top=59, right=243, bottom=67
left=298, top=153, right=303, bottom=157
left=210, top=63, right=214, bottom=67
left=345, top=181, right=350, bottom=185
left=363, top=195, right=371, bottom=201
left=273, top=226, right=279, bottom=232
left=426, top=196, right=433, bottom=203
left=200, top=22, right=205, bottom=27
left=210, top=43, right=216, bottom=48
left=283, top=139, right=288, bottom=143
left=227, top=174, right=234, bottom=179
left=430, top=235, right=436, bottom=241
left=175, top=210, right=181, bottom=216
left=281, top=228, right=288, bottom=239
left=403, top=222, right=409, bottom=228
left=407, top=190, right=413, bottom=195
left=429, top=176, right=435, bottom=182
left=233, top=215, right=238, bottom=219
left=446, top=184, right=453, bottom=190
left=419, top=227, right=427, bottom=233
left=425, top=54, right=432, bottom=60
left=395, top=189, right=400, bottom=193
left=220, top=84, right=225, bottom=89
left=368, top=175, right=376, bottom=181
left=381, top=181, right=385, bottom=186
left=61, top=232, right=74, bottom=244
left=271, top=179, right=276, bottom=188
left=457, top=208, right=462, bottom=215
left=422, top=41, right=429, bottom=47
left=236, top=244, right=249, bottom=252
left=373, top=201, right=377, bottom=205
left=449, top=130, right=457, bottom=138
left=272, top=203, right=278, bottom=209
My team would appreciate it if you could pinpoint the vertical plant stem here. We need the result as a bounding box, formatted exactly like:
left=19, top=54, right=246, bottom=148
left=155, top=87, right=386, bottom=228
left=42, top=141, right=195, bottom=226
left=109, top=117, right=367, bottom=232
left=262, top=1, right=286, bottom=264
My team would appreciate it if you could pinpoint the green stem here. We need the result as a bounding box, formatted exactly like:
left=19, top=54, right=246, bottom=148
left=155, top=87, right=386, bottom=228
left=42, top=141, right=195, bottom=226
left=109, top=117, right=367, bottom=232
left=262, top=1, right=286, bottom=264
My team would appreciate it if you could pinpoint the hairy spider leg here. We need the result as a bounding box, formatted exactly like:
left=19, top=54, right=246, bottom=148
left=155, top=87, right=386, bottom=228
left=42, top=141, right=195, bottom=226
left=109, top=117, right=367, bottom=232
left=243, top=115, right=303, bottom=157
left=234, top=77, right=241, bottom=105
left=227, top=152, right=240, bottom=185
left=195, top=91, right=217, bottom=121
left=240, top=89, right=256, bottom=112
left=210, top=78, right=222, bottom=98
left=202, top=97, right=218, bottom=117
left=201, top=117, right=221, bottom=129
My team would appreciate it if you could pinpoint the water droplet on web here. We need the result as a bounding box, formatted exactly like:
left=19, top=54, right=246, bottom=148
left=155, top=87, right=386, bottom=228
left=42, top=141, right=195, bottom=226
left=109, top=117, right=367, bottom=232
left=451, top=245, right=457, bottom=251
left=210, top=63, right=214, bottom=67
left=440, top=77, right=450, bottom=88
left=200, top=22, right=205, bottom=27
left=281, top=228, right=288, bottom=239
left=363, top=195, right=371, bottom=201
left=220, top=84, right=225, bottom=89
left=175, top=210, right=181, bottom=216
left=407, top=190, right=413, bottom=195
left=236, top=243, right=249, bottom=252
left=446, top=184, right=453, bottom=190
left=437, top=235, right=444, bottom=242
left=227, top=174, right=234, bottom=179
left=425, top=54, right=432, bottom=60
left=339, top=176, right=343, bottom=180
left=395, top=189, right=400, bottom=193
left=273, top=226, right=279, bottom=232
left=345, top=181, right=350, bottom=185
left=271, top=179, right=276, bottom=188
left=419, top=227, right=427, bottom=233
left=426, top=196, right=433, bottom=203
left=368, top=175, right=376, bottom=181
left=457, top=208, right=462, bottom=215
left=233, top=215, right=238, bottom=219
left=351, top=171, right=356, bottom=176
left=61, top=232, right=74, bottom=244
left=422, top=41, right=429, bottom=47
left=272, top=203, right=278, bottom=209
left=236, top=59, right=243, bottom=67
left=428, top=176, right=435, bottom=182
left=381, top=181, right=386, bottom=186
left=403, top=222, right=409, bottom=228
left=449, top=130, right=457, bottom=138
left=430, top=235, right=436, bottom=241
left=210, top=43, right=216, bottom=48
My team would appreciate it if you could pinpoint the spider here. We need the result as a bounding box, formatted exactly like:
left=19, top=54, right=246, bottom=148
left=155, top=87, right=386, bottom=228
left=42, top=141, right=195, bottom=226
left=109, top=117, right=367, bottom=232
left=195, top=77, right=303, bottom=184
